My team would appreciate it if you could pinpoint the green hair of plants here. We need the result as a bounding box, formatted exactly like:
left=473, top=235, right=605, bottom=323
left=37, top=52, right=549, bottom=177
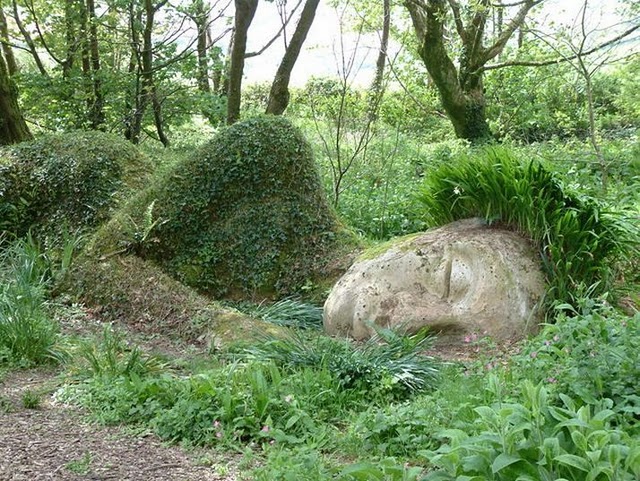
left=417, top=147, right=638, bottom=307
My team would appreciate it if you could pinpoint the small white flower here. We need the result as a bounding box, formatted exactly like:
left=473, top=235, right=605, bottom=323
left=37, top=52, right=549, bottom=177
left=453, top=186, right=462, bottom=195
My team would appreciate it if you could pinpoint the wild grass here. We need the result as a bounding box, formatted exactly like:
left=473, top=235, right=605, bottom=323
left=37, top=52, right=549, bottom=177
left=233, top=298, right=324, bottom=329
left=239, top=325, right=441, bottom=397
left=417, top=147, right=639, bottom=306
left=0, top=236, right=62, bottom=366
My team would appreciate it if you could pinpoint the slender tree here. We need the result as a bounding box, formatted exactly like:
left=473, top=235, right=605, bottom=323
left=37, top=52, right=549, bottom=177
left=367, top=0, right=390, bottom=123
left=265, top=0, right=320, bottom=115
left=86, top=0, right=105, bottom=129
left=226, top=0, right=258, bottom=124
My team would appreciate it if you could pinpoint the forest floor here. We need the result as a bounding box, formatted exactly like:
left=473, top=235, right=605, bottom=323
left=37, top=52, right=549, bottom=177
left=0, top=306, right=519, bottom=481
left=0, top=305, right=247, bottom=481
left=0, top=365, right=244, bottom=481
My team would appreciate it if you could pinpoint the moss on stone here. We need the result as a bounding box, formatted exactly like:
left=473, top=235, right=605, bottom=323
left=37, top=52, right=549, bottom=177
left=356, top=232, right=423, bottom=262
left=67, top=254, right=278, bottom=344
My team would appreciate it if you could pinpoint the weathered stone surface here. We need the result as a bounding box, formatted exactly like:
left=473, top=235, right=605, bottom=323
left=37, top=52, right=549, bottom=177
left=323, top=218, right=546, bottom=342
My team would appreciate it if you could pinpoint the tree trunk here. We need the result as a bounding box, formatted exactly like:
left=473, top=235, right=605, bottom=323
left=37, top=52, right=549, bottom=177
left=62, top=0, right=82, bottom=78
left=124, top=5, right=144, bottom=143
left=405, top=0, right=492, bottom=141
left=194, top=0, right=211, bottom=94
left=11, top=0, right=47, bottom=76
left=86, top=0, right=105, bottom=129
left=226, top=0, right=258, bottom=125
left=0, top=52, right=32, bottom=145
left=265, top=0, right=320, bottom=115
left=367, top=0, right=390, bottom=123
left=0, top=5, right=17, bottom=74
left=142, top=0, right=169, bottom=146
left=404, top=0, right=538, bottom=142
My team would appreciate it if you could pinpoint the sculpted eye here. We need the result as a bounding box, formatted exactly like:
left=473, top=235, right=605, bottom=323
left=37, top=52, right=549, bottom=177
left=445, top=258, right=472, bottom=302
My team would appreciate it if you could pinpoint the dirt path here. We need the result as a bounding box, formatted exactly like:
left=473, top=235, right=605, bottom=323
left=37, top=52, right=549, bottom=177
left=0, top=368, right=243, bottom=481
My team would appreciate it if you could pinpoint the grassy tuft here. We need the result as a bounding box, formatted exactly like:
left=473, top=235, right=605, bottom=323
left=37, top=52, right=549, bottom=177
left=232, top=298, right=324, bottom=330
left=417, top=147, right=639, bottom=307
left=0, top=237, right=62, bottom=366
left=239, top=325, right=441, bottom=398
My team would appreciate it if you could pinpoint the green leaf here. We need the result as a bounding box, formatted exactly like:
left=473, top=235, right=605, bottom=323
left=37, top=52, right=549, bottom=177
left=337, top=462, right=384, bottom=480
left=554, top=454, right=591, bottom=472
left=492, top=453, right=522, bottom=473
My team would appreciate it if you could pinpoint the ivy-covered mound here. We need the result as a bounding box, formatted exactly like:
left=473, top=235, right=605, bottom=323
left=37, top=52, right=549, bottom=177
left=92, top=116, right=346, bottom=298
left=0, top=131, right=152, bottom=240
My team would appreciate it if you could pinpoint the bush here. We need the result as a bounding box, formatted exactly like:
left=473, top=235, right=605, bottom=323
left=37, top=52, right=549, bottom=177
left=417, top=147, right=639, bottom=306
left=0, top=131, right=152, bottom=241
left=90, top=115, right=354, bottom=298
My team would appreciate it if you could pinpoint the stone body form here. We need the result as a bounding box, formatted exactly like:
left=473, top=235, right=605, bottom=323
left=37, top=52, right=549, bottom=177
left=324, top=219, right=546, bottom=342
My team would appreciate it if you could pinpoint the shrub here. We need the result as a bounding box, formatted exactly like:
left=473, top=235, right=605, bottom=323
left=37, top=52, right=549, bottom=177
left=417, top=147, right=639, bottom=306
left=89, top=115, right=354, bottom=298
left=0, top=131, right=152, bottom=241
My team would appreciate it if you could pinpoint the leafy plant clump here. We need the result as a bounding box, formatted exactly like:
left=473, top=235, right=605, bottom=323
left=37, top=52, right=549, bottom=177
left=422, top=381, right=640, bottom=481
left=417, top=147, right=638, bottom=306
left=239, top=325, right=441, bottom=398
left=0, top=237, right=63, bottom=366
left=0, top=131, right=153, bottom=241
left=90, top=115, right=353, bottom=299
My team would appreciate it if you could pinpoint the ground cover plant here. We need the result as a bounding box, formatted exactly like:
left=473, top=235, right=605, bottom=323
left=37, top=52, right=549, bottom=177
left=0, top=131, right=152, bottom=242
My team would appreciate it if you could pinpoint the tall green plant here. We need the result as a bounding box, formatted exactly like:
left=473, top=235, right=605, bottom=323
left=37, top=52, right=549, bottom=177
left=239, top=325, right=440, bottom=397
left=417, top=148, right=638, bottom=306
left=0, top=237, right=61, bottom=365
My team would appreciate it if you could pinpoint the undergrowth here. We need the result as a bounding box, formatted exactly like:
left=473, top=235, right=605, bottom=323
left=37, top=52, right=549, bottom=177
left=0, top=235, right=69, bottom=366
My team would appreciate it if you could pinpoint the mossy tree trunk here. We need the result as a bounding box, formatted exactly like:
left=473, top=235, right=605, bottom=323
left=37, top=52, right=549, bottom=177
left=265, top=0, right=320, bottom=115
left=0, top=52, right=32, bottom=145
left=403, top=0, right=541, bottom=143
left=0, top=5, right=17, bottom=75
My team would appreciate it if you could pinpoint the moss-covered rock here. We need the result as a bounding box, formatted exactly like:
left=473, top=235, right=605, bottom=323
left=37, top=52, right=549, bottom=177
left=90, top=116, right=352, bottom=298
left=68, top=254, right=281, bottom=345
left=0, top=131, right=152, bottom=240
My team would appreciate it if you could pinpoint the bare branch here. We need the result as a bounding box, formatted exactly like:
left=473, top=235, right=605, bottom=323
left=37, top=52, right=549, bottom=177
left=245, top=0, right=303, bottom=58
left=482, top=0, right=545, bottom=63
left=482, top=22, right=640, bottom=71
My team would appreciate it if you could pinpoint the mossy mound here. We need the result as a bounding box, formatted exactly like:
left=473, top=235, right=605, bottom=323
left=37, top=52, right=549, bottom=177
left=0, top=131, right=152, bottom=240
left=68, top=254, right=282, bottom=345
left=91, top=116, right=349, bottom=298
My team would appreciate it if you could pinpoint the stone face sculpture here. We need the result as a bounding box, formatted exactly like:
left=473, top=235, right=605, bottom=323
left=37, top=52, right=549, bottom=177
left=323, top=218, right=546, bottom=342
